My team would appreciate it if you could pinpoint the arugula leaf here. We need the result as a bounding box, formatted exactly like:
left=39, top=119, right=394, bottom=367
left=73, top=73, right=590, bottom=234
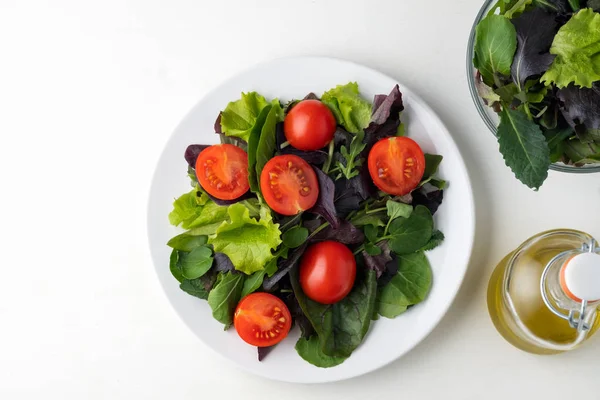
left=178, top=246, right=213, bottom=280
left=321, top=82, right=372, bottom=134
left=207, top=272, right=245, bottom=327
left=421, top=230, right=445, bottom=252
left=255, top=102, right=284, bottom=180
left=376, top=252, right=432, bottom=318
left=474, top=15, right=518, bottom=85
left=241, top=270, right=266, bottom=298
left=282, top=226, right=309, bottom=248
left=247, top=105, right=272, bottom=193
left=497, top=107, right=550, bottom=189
left=387, top=205, right=433, bottom=255
left=541, top=8, right=600, bottom=88
left=335, top=130, right=366, bottom=180
left=208, top=204, right=282, bottom=275
left=167, top=233, right=208, bottom=252
left=220, top=92, right=271, bottom=142
left=295, top=337, right=347, bottom=368
left=386, top=200, right=413, bottom=221
left=180, top=279, right=209, bottom=300
left=510, top=8, right=558, bottom=87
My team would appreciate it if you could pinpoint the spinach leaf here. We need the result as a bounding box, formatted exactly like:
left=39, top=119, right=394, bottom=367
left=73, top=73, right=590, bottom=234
left=169, top=249, right=184, bottom=283
left=497, top=107, right=550, bottom=189
left=255, top=102, right=283, bottom=180
left=167, top=232, right=208, bottom=252
left=376, top=252, right=432, bottom=318
left=474, top=15, right=518, bottom=85
left=386, top=200, right=413, bottom=221
left=241, top=270, right=266, bottom=298
left=511, top=8, right=558, bottom=87
left=207, top=272, right=245, bottom=327
left=178, top=246, right=214, bottom=280
left=247, top=105, right=272, bottom=193
left=180, top=279, right=209, bottom=300
left=291, top=268, right=378, bottom=358
left=387, top=205, right=433, bottom=255
left=282, top=226, right=309, bottom=248
left=423, top=154, right=443, bottom=179
left=295, top=336, right=347, bottom=368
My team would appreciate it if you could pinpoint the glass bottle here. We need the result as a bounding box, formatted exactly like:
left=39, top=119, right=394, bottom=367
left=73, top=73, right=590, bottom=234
left=487, top=229, right=600, bottom=354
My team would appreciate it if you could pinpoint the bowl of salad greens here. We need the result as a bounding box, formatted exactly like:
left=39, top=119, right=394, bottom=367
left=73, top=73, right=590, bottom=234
left=148, top=57, right=475, bottom=383
left=467, top=0, right=600, bottom=189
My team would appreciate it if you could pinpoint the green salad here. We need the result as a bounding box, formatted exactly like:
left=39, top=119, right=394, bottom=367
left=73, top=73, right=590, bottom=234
left=167, top=82, right=447, bottom=367
left=473, top=1, right=600, bottom=189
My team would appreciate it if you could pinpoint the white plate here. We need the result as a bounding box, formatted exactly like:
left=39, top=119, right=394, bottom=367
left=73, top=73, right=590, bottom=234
left=147, top=57, right=475, bottom=383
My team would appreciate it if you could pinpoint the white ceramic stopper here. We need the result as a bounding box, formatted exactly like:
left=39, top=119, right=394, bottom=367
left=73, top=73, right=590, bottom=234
left=562, top=253, right=600, bottom=302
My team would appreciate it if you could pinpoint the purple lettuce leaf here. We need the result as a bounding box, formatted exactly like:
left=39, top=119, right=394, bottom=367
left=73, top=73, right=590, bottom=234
left=510, top=8, right=558, bottom=86
left=309, top=220, right=364, bottom=245
left=184, top=144, right=211, bottom=168
left=412, top=187, right=444, bottom=215
left=262, top=243, right=308, bottom=291
left=556, top=83, right=600, bottom=141
left=258, top=346, right=274, bottom=361
left=214, top=112, right=222, bottom=134
left=362, top=242, right=392, bottom=279
left=363, top=85, right=404, bottom=151
left=334, top=168, right=376, bottom=216
left=308, top=168, right=340, bottom=229
left=377, top=252, right=399, bottom=288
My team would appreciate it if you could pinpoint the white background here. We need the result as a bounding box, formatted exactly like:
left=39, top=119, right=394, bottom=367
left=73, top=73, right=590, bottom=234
left=1, top=0, right=599, bottom=399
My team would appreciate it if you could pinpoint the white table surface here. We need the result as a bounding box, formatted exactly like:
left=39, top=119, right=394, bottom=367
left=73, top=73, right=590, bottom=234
left=1, top=1, right=599, bottom=399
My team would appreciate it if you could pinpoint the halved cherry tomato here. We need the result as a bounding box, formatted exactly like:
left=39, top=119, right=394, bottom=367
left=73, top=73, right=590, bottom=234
left=367, top=137, right=425, bottom=196
left=284, top=99, right=337, bottom=151
left=299, top=241, right=356, bottom=304
left=195, top=144, right=249, bottom=200
left=234, top=292, right=292, bottom=347
left=260, top=154, right=319, bottom=216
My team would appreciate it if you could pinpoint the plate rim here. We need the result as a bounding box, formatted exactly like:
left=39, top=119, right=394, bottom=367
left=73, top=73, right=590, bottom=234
left=147, top=55, right=476, bottom=383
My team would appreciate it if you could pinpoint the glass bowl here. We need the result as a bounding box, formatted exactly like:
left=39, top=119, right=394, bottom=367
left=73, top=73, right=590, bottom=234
left=466, top=0, right=600, bottom=174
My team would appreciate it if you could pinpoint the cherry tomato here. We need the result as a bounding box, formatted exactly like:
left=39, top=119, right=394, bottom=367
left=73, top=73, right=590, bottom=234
left=195, top=144, right=249, bottom=200
left=260, top=154, right=319, bottom=216
left=367, top=137, right=425, bottom=196
left=284, top=99, right=337, bottom=151
left=299, top=241, right=357, bottom=304
left=234, top=293, right=292, bottom=347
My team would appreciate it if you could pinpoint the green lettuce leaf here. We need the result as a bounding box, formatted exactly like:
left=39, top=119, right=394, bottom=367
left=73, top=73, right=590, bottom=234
left=208, top=204, right=282, bottom=275
left=504, top=0, right=533, bottom=18
left=497, top=107, right=550, bottom=189
left=321, top=83, right=372, bottom=134
left=220, top=92, right=271, bottom=142
left=541, top=8, right=600, bottom=88
left=376, top=252, right=432, bottom=318
left=168, top=189, right=204, bottom=228
left=474, top=15, right=518, bottom=85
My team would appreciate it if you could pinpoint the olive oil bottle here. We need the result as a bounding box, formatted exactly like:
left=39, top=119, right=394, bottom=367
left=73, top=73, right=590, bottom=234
left=488, top=229, right=600, bottom=354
